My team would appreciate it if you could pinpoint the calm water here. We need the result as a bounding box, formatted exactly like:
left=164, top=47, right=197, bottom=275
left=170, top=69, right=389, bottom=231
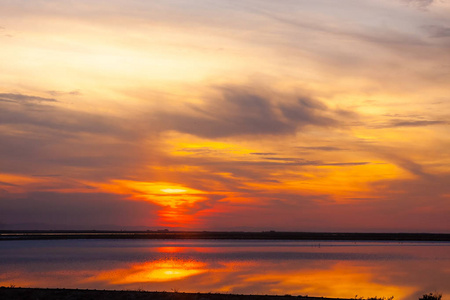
left=0, top=240, right=449, bottom=299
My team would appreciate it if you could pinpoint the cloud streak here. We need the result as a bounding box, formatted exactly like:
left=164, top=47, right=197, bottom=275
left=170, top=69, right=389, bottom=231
left=0, top=93, right=57, bottom=104
left=381, top=119, right=448, bottom=128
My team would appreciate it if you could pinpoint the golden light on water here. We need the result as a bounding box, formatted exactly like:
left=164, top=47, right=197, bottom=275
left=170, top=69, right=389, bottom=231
left=86, top=257, right=419, bottom=299
left=93, top=259, right=207, bottom=284
left=241, top=262, right=414, bottom=299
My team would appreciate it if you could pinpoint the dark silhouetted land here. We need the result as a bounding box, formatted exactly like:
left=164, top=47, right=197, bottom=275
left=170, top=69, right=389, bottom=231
left=0, top=287, right=353, bottom=300
left=0, top=230, right=449, bottom=241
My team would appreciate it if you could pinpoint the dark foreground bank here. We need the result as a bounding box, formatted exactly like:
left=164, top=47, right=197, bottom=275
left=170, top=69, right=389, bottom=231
left=1, top=231, right=450, bottom=241
left=0, top=288, right=352, bottom=300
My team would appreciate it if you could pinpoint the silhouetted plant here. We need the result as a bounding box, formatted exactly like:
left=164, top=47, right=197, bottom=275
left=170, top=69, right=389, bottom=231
left=419, top=292, right=442, bottom=300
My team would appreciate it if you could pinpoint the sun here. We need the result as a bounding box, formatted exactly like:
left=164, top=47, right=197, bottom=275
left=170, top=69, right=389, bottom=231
left=98, top=180, right=209, bottom=227
left=161, top=188, right=187, bottom=194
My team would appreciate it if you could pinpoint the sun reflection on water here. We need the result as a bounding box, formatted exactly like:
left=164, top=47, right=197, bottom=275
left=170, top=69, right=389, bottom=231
left=93, top=259, right=207, bottom=284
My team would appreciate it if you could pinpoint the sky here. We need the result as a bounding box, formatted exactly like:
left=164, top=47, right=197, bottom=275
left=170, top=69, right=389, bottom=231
left=0, top=0, right=449, bottom=232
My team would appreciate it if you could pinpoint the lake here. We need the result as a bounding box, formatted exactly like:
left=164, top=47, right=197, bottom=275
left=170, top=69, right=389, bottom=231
left=0, top=240, right=449, bottom=299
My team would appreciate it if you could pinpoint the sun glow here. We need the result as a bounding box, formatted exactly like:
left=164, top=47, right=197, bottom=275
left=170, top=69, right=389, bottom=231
left=161, top=188, right=187, bottom=194
left=96, top=180, right=209, bottom=226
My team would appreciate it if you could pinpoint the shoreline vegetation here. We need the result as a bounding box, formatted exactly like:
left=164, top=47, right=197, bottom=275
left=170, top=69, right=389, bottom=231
left=0, top=287, right=366, bottom=300
left=0, top=230, right=449, bottom=241
left=0, top=288, right=442, bottom=300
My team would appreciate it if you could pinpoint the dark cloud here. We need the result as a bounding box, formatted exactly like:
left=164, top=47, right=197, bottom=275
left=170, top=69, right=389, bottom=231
left=423, top=25, right=450, bottom=38
left=0, top=98, right=134, bottom=137
left=322, top=162, right=370, bottom=166
left=297, top=146, right=346, bottom=152
left=0, top=131, right=151, bottom=180
left=379, top=119, right=447, bottom=128
left=0, top=92, right=156, bottom=180
left=255, top=156, right=369, bottom=167
left=0, top=191, right=160, bottom=228
left=0, top=93, right=57, bottom=104
left=198, top=157, right=369, bottom=168
left=177, top=147, right=215, bottom=155
left=390, top=120, right=447, bottom=127
left=0, top=181, right=18, bottom=187
left=154, top=87, right=339, bottom=138
left=250, top=152, right=278, bottom=155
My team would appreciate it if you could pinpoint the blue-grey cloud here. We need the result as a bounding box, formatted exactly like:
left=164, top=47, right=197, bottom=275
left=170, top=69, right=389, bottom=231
left=236, top=156, right=369, bottom=167
left=0, top=92, right=156, bottom=180
left=0, top=192, right=160, bottom=229
left=0, top=95, right=134, bottom=137
left=250, top=152, right=278, bottom=155
left=154, top=86, right=340, bottom=138
left=379, top=119, right=447, bottom=128
left=423, top=25, right=450, bottom=38
left=0, top=93, right=57, bottom=104
left=296, top=146, right=346, bottom=152
left=0, top=181, right=18, bottom=187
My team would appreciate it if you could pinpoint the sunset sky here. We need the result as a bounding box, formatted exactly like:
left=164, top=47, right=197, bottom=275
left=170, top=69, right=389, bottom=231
left=1, top=0, right=449, bottom=232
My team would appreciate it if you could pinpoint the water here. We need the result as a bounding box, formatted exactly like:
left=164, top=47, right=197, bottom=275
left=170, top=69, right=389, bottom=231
left=0, top=240, right=449, bottom=299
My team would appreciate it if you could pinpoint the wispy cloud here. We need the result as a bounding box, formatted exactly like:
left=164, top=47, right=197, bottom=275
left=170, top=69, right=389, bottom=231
left=383, top=119, right=447, bottom=128
left=404, top=0, right=435, bottom=9
left=296, top=146, right=346, bottom=152
left=0, top=93, right=57, bottom=104
left=46, top=90, right=82, bottom=96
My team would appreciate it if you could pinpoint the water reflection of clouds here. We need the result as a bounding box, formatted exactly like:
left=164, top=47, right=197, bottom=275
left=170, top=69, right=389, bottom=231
left=1, top=241, right=449, bottom=299
left=84, top=258, right=416, bottom=299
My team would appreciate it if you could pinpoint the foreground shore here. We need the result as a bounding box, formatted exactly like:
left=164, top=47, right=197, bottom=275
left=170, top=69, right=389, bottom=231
left=0, top=288, right=353, bottom=300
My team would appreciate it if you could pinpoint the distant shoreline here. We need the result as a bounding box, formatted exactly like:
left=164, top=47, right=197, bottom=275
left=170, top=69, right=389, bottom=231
left=0, top=287, right=353, bottom=300
left=1, top=231, right=449, bottom=241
